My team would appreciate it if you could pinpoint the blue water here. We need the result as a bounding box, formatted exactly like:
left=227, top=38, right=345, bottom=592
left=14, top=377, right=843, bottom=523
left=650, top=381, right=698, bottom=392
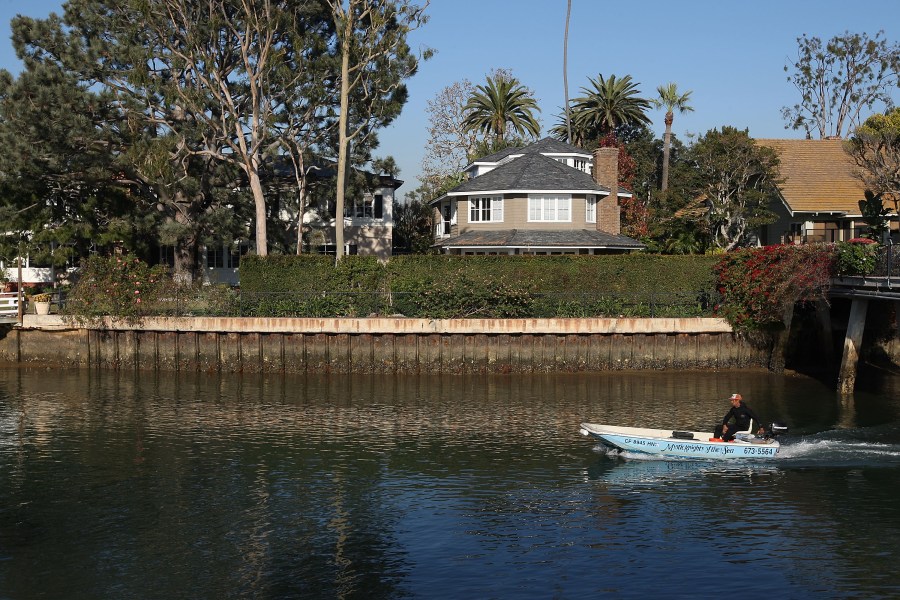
left=1, top=368, right=899, bottom=599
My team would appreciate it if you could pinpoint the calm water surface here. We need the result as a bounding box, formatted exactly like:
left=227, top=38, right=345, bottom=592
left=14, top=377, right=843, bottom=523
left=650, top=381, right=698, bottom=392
left=1, top=367, right=900, bottom=599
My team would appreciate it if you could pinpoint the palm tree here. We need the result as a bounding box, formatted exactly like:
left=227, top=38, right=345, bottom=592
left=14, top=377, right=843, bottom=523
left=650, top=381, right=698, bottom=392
left=462, top=74, right=541, bottom=145
left=563, top=0, right=572, bottom=143
left=652, top=83, right=694, bottom=192
left=570, top=74, right=651, bottom=144
left=549, top=111, right=593, bottom=147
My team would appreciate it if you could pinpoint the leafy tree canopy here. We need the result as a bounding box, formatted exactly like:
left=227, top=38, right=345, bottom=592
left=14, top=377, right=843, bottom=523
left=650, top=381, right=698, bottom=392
left=845, top=107, right=900, bottom=216
left=686, top=127, right=781, bottom=251
left=783, top=30, right=900, bottom=139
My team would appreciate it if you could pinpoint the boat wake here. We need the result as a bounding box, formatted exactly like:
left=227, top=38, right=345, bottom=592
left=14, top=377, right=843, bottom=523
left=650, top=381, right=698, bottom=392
left=777, top=437, right=900, bottom=465
left=589, top=424, right=900, bottom=469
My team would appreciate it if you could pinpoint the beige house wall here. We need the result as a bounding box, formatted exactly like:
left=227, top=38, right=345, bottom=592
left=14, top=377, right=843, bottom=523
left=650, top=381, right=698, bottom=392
left=320, top=224, right=392, bottom=260
left=457, top=193, right=599, bottom=232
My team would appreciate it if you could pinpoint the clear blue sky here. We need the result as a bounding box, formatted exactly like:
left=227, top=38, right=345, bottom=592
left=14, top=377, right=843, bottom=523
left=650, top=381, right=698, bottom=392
left=3, top=0, right=900, bottom=197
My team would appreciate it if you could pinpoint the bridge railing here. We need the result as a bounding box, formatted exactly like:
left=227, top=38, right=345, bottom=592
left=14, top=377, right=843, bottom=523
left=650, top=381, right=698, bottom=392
left=873, top=242, right=899, bottom=279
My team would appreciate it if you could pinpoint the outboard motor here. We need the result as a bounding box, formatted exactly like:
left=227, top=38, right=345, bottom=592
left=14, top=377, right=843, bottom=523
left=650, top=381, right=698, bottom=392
left=766, top=422, right=789, bottom=439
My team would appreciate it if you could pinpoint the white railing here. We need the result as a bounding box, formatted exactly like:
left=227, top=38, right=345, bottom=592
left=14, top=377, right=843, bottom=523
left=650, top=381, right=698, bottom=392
left=0, top=292, right=21, bottom=317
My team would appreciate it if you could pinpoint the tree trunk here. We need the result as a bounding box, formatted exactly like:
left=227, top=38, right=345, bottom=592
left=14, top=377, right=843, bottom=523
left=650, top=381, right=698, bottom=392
left=563, top=0, right=571, bottom=143
left=173, top=241, right=196, bottom=286
left=248, top=165, right=268, bottom=257
left=334, top=17, right=352, bottom=263
left=296, top=175, right=308, bottom=255
left=661, top=111, right=673, bottom=192
left=163, top=190, right=197, bottom=285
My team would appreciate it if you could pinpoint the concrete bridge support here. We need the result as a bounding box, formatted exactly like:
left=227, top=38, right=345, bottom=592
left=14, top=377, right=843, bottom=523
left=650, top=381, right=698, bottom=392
left=838, top=298, right=869, bottom=395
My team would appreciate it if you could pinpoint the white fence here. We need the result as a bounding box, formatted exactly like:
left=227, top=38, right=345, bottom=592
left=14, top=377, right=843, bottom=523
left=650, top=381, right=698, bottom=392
left=0, top=292, right=20, bottom=318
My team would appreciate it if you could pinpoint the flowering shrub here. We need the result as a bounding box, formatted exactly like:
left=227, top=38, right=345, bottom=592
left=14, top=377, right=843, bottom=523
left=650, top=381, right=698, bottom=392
left=835, top=238, right=879, bottom=276
left=714, top=244, right=835, bottom=331
left=63, top=254, right=172, bottom=323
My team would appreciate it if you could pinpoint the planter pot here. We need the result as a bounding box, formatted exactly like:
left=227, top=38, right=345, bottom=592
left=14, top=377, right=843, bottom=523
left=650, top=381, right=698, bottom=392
left=34, top=301, right=50, bottom=315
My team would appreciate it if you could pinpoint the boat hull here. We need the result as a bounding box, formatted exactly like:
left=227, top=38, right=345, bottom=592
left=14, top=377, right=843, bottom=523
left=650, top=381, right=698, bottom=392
left=579, top=423, right=779, bottom=460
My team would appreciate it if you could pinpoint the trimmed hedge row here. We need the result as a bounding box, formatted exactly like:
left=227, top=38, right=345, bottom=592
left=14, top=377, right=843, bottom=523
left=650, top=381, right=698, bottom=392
left=238, top=254, right=720, bottom=318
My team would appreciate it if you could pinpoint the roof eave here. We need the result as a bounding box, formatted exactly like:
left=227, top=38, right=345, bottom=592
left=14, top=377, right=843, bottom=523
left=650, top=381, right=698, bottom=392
left=444, top=189, right=631, bottom=197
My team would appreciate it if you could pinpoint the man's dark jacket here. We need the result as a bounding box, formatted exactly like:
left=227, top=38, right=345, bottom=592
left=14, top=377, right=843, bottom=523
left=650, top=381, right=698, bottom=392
left=722, top=401, right=762, bottom=431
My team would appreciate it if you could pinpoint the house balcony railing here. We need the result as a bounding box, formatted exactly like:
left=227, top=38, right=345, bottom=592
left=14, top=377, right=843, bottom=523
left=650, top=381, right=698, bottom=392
left=873, top=242, right=899, bottom=278
left=781, top=227, right=867, bottom=245
left=435, top=221, right=452, bottom=238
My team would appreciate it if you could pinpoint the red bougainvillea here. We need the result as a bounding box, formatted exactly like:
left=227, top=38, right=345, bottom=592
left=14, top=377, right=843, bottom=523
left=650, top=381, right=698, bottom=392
left=714, top=244, right=836, bottom=331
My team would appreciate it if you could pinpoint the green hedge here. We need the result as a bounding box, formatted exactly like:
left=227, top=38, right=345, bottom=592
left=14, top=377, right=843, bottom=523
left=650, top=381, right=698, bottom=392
left=238, top=254, right=719, bottom=318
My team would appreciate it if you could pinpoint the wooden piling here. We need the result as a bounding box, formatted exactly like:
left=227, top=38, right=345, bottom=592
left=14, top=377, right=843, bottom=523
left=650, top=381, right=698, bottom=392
left=838, top=298, right=869, bottom=395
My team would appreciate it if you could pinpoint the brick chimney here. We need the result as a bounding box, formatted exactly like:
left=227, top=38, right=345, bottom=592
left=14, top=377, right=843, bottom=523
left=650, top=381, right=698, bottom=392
left=592, top=147, right=620, bottom=235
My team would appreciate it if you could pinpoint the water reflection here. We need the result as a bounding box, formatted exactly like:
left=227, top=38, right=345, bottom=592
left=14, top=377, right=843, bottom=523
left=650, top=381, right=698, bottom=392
left=1, top=367, right=899, bottom=599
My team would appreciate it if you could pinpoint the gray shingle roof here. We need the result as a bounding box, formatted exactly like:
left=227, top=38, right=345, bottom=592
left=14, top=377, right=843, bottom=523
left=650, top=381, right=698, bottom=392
left=472, top=146, right=524, bottom=164
left=520, top=136, right=591, bottom=156
left=449, top=152, right=608, bottom=195
left=436, top=229, right=645, bottom=250
left=471, top=136, right=590, bottom=164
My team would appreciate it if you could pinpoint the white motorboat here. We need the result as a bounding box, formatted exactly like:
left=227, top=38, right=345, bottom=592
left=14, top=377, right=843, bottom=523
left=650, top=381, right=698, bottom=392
left=579, top=423, right=783, bottom=460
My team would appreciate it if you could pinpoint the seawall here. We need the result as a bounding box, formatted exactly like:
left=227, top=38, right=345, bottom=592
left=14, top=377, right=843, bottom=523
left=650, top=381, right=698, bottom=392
left=0, top=315, right=770, bottom=374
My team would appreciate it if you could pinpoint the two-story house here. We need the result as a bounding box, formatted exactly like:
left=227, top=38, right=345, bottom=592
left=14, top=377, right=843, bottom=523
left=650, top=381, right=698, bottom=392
left=301, top=167, right=403, bottom=261
left=200, top=165, right=402, bottom=284
left=431, top=137, right=644, bottom=255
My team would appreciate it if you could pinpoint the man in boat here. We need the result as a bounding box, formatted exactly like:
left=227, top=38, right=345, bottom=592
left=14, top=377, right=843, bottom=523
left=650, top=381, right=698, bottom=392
left=715, top=393, right=765, bottom=441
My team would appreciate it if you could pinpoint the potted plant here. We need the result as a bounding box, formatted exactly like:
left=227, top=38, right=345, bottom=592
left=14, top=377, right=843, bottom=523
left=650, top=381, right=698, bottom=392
left=31, top=292, right=52, bottom=315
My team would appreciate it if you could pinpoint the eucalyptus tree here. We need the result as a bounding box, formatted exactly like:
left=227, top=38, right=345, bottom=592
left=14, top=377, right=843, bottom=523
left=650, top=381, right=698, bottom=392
left=783, top=31, right=900, bottom=139
left=326, top=0, right=430, bottom=261
left=462, top=73, right=542, bottom=146
left=568, top=74, right=651, bottom=144
left=652, top=83, right=693, bottom=192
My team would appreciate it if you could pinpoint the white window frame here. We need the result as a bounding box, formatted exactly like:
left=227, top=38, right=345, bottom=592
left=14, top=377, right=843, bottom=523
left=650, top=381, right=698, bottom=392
left=585, top=195, right=596, bottom=223
left=528, top=194, right=572, bottom=222
left=469, top=195, right=503, bottom=223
